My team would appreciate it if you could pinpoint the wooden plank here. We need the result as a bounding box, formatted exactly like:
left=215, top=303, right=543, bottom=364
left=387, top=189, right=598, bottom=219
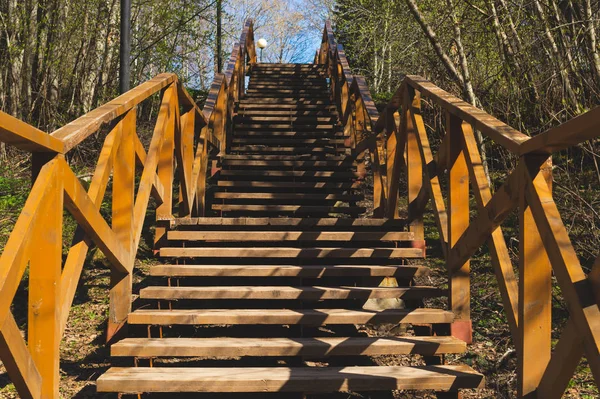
left=0, top=110, right=64, bottom=153
left=221, top=154, right=348, bottom=161
left=459, top=121, right=519, bottom=341
left=154, top=84, right=177, bottom=249
left=61, top=160, right=130, bottom=274
left=149, top=264, right=429, bottom=278
left=133, top=132, right=165, bottom=205
left=51, top=73, right=177, bottom=152
left=173, top=217, right=407, bottom=227
left=97, top=365, right=484, bottom=393
left=139, top=286, right=444, bottom=300
left=404, top=75, right=529, bottom=154
left=128, top=308, right=454, bottom=325
left=518, top=157, right=552, bottom=397
left=0, top=313, right=42, bottom=399
left=536, top=319, right=584, bottom=399
left=111, top=336, right=466, bottom=357
left=520, top=105, right=600, bottom=155
left=219, top=170, right=356, bottom=178
left=28, top=157, right=63, bottom=398
left=447, top=113, right=470, bottom=338
left=213, top=193, right=362, bottom=201
left=217, top=181, right=358, bottom=189
left=524, top=159, right=600, bottom=380
left=132, top=85, right=172, bottom=251
left=167, top=231, right=413, bottom=241
left=160, top=247, right=424, bottom=258
left=406, top=91, right=425, bottom=246
left=0, top=159, right=59, bottom=324
left=108, top=108, right=136, bottom=341
left=59, top=122, right=121, bottom=335
left=211, top=205, right=365, bottom=214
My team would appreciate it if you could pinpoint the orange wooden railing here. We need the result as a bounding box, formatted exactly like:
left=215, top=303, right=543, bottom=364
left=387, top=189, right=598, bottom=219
left=0, top=19, right=254, bottom=399
left=320, top=21, right=600, bottom=398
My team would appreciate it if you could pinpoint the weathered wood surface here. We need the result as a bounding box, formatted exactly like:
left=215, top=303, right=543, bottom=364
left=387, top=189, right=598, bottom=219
left=97, top=365, right=484, bottom=393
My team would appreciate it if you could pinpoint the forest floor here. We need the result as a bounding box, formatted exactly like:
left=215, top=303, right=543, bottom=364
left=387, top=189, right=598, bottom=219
left=0, top=160, right=597, bottom=398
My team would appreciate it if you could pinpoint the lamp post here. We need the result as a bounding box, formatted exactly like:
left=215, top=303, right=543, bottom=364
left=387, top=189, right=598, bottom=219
left=257, top=38, right=267, bottom=63
left=120, top=0, right=131, bottom=94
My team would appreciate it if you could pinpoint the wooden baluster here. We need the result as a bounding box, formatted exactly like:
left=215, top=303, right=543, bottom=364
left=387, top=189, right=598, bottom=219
left=405, top=88, right=425, bottom=252
left=518, top=155, right=552, bottom=398
left=177, top=106, right=195, bottom=217
left=154, top=84, right=177, bottom=251
left=386, top=109, right=404, bottom=219
left=108, top=108, right=136, bottom=343
left=28, top=157, right=62, bottom=398
left=447, top=114, right=471, bottom=343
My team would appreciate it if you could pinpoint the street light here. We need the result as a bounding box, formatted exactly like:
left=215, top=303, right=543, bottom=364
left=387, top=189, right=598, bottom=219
left=257, top=38, right=268, bottom=63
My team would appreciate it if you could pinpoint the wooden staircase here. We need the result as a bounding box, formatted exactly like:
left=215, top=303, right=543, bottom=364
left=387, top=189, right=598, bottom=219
left=96, top=63, right=483, bottom=396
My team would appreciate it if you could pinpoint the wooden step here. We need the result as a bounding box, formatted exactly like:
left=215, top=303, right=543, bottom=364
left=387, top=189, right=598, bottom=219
left=232, top=132, right=343, bottom=138
left=211, top=205, right=365, bottom=215
left=213, top=193, right=361, bottom=201
left=239, top=99, right=331, bottom=104
left=219, top=170, right=356, bottom=179
left=159, top=247, right=423, bottom=258
left=167, top=230, right=411, bottom=241
left=97, top=365, right=484, bottom=393
left=234, top=116, right=335, bottom=123
left=216, top=181, right=359, bottom=189
left=246, top=89, right=327, bottom=94
left=111, top=336, right=466, bottom=357
left=237, top=103, right=336, bottom=110
left=237, top=110, right=337, bottom=116
left=240, top=97, right=331, bottom=103
left=230, top=146, right=345, bottom=154
left=221, top=154, right=349, bottom=161
left=139, top=286, right=445, bottom=300
left=173, top=217, right=407, bottom=227
left=235, top=123, right=336, bottom=129
left=221, top=159, right=353, bottom=168
left=128, top=308, right=454, bottom=325
left=149, top=264, right=429, bottom=278
left=231, top=139, right=344, bottom=147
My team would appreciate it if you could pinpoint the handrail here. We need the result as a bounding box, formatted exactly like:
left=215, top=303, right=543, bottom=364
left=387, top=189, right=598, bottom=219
left=0, top=20, right=253, bottom=399
left=323, top=20, right=600, bottom=398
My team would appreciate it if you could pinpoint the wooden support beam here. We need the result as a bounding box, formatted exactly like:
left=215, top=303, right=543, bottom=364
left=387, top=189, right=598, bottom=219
left=460, top=121, right=519, bottom=342
left=0, top=159, right=59, bottom=324
left=0, top=110, right=64, bottom=153
left=59, top=124, right=121, bottom=335
left=61, top=160, right=130, bottom=275
left=154, top=84, right=177, bottom=250
left=108, top=108, right=136, bottom=342
left=386, top=109, right=405, bottom=218
left=524, top=157, right=600, bottom=382
left=133, top=132, right=165, bottom=205
left=28, top=157, right=63, bottom=398
left=0, top=313, right=42, bottom=399
left=408, top=88, right=447, bottom=254
left=447, top=113, right=471, bottom=343
left=518, top=156, right=552, bottom=398
left=406, top=90, right=424, bottom=251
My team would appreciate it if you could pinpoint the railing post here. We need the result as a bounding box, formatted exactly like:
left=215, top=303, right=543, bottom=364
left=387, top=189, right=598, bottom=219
left=447, top=114, right=471, bottom=343
left=518, top=155, right=552, bottom=398
left=154, top=84, right=176, bottom=251
left=405, top=87, right=425, bottom=251
left=28, top=157, right=62, bottom=398
left=108, top=108, right=136, bottom=342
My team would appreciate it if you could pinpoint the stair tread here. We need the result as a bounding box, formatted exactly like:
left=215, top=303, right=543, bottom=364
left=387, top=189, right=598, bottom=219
left=111, top=336, right=466, bottom=357
left=97, top=365, right=484, bottom=393
left=159, top=247, right=423, bottom=258
left=216, top=181, right=360, bottom=189
left=149, top=264, right=429, bottom=278
left=128, top=308, right=455, bottom=325
left=219, top=170, right=356, bottom=178
left=173, top=217, right=407, bottom=227
left=213, top=193, right=362, bottom=200
left=167, top=231, right=410, bottom=241
left=139, top=285, right=445, bottom=300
